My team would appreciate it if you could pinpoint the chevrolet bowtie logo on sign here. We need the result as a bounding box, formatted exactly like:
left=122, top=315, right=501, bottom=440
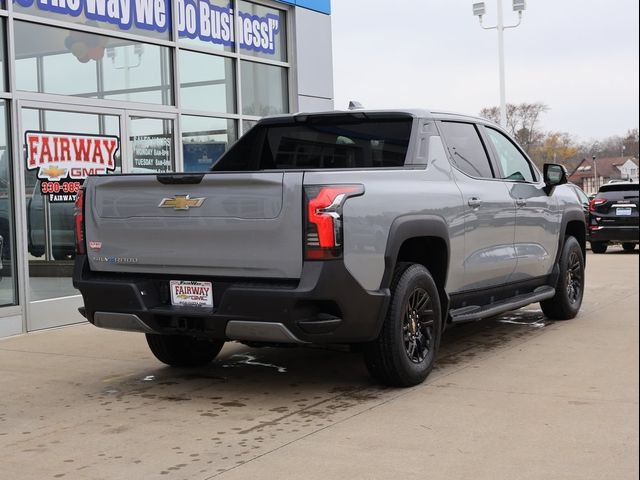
left=158, top=195, right=206, bottom=210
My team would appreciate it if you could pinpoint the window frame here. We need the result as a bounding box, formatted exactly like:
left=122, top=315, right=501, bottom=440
left=479, top=124, right=541, bottom=184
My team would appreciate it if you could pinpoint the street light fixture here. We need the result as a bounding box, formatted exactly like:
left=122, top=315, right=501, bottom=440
left=473, top=0, right=526, bottom=128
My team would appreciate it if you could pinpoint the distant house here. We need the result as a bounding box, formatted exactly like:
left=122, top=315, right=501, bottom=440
left=568, top=156, right=639, bottom=194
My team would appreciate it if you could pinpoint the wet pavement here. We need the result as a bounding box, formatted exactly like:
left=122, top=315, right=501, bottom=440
left=1, top=248, right=638, bottom=479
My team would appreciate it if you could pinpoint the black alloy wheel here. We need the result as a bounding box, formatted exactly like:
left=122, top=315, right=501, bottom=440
left=565, top=250, right=583, bottom=305
left=622, top=243, right=637, bottom=252
left=364, top=263, right=442, bottom=387
left=541, top=236, right=584, bottom=320
left=403, top=288, right=435, bottom=364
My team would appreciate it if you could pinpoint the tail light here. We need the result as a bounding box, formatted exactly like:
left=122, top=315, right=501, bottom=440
left=74, top=188, right=85, bottom=255
left=304, top=185, right=364, bottom=260
left=589, top=198, right=606, bottom=213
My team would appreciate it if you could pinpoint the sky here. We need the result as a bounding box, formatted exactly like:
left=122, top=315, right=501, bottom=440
left=330, top=0, right=639, bottom=141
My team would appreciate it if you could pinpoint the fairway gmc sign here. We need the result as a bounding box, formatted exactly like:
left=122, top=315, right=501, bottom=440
left=26, top=131, right=119, bottom=203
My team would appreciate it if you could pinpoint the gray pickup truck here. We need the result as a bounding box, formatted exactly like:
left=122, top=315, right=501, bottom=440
left=73, top=109, right=586, bottom=387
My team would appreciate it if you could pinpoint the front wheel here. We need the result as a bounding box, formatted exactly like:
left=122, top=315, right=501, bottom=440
left=541, top=236, right=584, bottom=320
left=590, top=241, right=607, bottom=254
left=364, top=264, right=442, bottom=387
left=146, top=334, right=224, bottom=367
left=622, top=243, right=637, bottom=252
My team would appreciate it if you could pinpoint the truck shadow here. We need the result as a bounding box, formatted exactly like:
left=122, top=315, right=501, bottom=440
left=82, top=309, right=555, bottom=473
left=98, top=308, right=552, bottom=399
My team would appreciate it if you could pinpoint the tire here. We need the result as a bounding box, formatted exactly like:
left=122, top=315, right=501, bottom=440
left=364, top=263, right=442, bottom=387
left=146, top=334, right=224, bottom=367
left=541, top=236, right=584, bottom=320
left=590, top=241, right=607, bottom=254
left=622, top=243, right=636, bottom=252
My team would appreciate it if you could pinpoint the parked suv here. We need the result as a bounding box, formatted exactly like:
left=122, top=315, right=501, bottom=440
left=73, top=109, right=586, bottom=387
left=589, top=181, right=639, bottom=253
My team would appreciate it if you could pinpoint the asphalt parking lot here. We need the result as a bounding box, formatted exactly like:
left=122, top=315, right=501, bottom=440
left=1, top=247, right=638, bottom=480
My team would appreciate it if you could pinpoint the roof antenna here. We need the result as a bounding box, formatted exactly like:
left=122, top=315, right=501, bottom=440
left=348, top=100, right=364, bottom=110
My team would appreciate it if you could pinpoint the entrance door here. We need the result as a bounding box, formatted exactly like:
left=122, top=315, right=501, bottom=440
left=18, top=103, right=177, bottom=331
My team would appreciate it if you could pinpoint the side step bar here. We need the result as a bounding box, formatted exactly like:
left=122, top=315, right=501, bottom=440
left=449, top=286, right=555, bottom=323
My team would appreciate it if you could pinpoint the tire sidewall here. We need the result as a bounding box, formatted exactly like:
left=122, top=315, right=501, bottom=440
left=387, top=265, right=442, bottom=383
left=557, top=237, right=585, bottom=317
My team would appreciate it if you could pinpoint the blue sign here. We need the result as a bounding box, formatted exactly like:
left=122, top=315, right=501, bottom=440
left=14, top=0, right=288, bottom=55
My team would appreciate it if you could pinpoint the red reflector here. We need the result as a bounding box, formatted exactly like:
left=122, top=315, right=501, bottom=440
left=74, top=189, right=85, bottom=255
left=589, top=198, right=606, bottom=212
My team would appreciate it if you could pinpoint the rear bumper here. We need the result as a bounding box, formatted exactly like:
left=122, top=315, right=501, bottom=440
left=73, top=255, right=389, bottom=344
left=589, top=226, right=639, bottom=243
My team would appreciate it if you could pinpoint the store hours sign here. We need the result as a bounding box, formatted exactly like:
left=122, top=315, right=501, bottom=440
left=26, top=132, right=119, bottom=203
left=14, top=0, right=283, bottom=55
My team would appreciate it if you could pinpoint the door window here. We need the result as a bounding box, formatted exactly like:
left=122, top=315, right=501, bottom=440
left=440, top=122, right=494, bottom=179
left=485, top=128, right=536, bottom=183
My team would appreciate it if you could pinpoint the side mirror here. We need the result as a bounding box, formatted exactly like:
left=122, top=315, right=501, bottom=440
left=543, top=163, right=567, bottom=194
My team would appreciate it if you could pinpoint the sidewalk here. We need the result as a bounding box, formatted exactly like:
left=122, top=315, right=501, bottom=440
left=1, top=249, right=638, bottom=480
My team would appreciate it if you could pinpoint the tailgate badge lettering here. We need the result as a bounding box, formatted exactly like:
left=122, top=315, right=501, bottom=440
left=159, top=195, right=206, bottom=210
left=89, top=241, right=102, bottom=250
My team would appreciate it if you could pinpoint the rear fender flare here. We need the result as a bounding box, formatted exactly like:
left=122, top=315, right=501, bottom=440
left=381, top=215, right=450, bottom=290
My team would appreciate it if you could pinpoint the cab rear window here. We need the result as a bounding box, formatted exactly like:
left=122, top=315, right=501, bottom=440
left=212, top=116, right=413, bottom=171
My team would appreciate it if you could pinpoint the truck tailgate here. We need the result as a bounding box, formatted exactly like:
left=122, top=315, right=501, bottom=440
left=84, top=172, right=303, bottom=278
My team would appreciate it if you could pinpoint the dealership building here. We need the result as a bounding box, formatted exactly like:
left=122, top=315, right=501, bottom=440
left=0, top=0, right=334, bottom=337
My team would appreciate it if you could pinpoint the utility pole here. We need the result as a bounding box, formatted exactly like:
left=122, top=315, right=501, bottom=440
left=473, top=0, right=526, bottom=128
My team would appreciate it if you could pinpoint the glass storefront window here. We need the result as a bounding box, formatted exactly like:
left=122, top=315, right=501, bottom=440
left=242, top=119, right=258, bottom=134
left=130, top=117, right=175, bottom=172
left=14, top=21, right=173, bottom=106
left=241, top=60, right=288, bottom=116
left=182, top=116, right=237, bottom=171
left=0, top=20, right=6, bottom=91
left=178, top=0, right=235, bottom=53
left=179, top=50, right=236, bottom=113
left=0, top=101, right=16, bottom=307
left=238, top=0, right=287, bottom=62
left=13, top=0, right=171, bottom=40
left=178, top=0, right=286, bottom=61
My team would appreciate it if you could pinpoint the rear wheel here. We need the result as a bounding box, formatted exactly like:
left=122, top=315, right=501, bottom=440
left=590, top=241, right=607, bottom=254
left=622, top=243, right=636, bottom=252
left=364, top=263, right=442, bottom=387
left=541, top=236, right=584, bottom=320
left=146, top=334, right=224, bottom=367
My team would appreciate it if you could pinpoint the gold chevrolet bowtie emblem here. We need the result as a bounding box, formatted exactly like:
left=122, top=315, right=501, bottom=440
left=41, top=166, right=67, bottom=179
left=158, top=195, right=206, bottom=210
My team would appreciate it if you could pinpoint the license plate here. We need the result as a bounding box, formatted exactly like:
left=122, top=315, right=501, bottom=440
left=616, top=207, right=632, bottom=216
left=170, top=281, right=213, bottom=308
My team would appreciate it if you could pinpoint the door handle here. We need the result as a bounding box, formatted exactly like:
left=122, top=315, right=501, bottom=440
left=468, top=197, right=482, bottom=208
left=516, top=198, right=527, bottom=207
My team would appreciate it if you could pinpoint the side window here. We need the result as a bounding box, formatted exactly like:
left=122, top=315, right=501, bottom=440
left=439, top=122, right=494, bottom=179
left=485, top=128, right=536, bottom=182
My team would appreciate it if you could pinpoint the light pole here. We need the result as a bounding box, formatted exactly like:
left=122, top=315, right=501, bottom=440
left=473, top=0, right=526, bottom=128
left=592, top=155, right=598, bottom=193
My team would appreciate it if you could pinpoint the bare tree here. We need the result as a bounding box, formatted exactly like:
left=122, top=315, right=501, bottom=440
left=479, top=102, right=549, bottom=154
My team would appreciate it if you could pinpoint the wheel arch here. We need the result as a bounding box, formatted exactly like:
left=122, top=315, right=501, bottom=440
left=558, top=210, right=587, bottom=266
left=382, top=215, right=451, bottom=325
